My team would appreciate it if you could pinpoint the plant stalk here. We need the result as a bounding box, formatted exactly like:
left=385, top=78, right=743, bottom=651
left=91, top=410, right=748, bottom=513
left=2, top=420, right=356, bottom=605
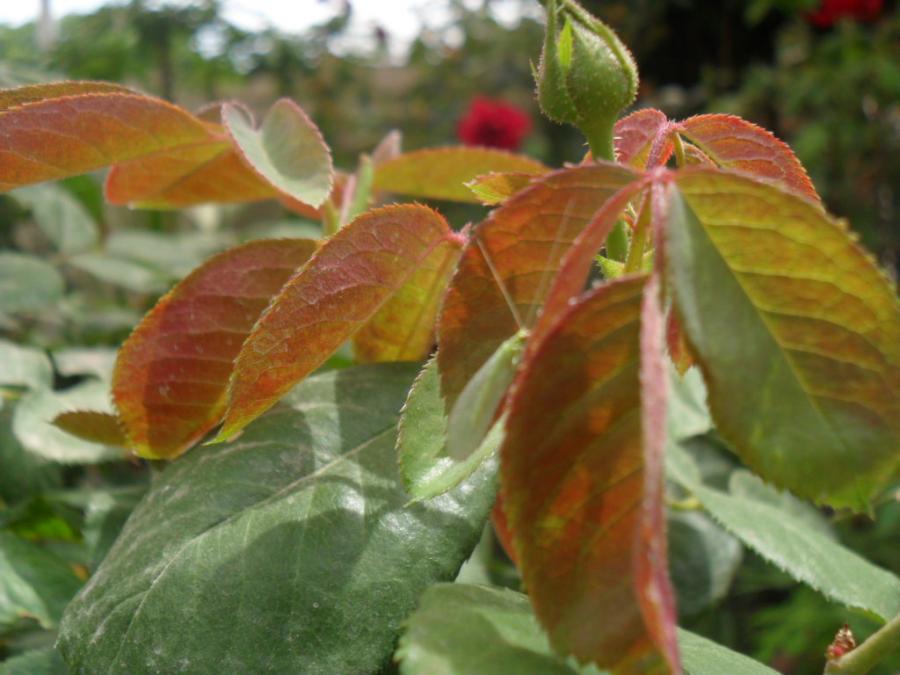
left=624, top=194, right=652, bottom=273
left=824, top=613, right=900, bottom=675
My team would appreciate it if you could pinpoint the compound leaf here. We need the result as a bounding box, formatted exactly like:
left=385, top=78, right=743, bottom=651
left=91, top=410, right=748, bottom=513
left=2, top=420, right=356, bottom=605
left=220, top=205, right=463, bottom=440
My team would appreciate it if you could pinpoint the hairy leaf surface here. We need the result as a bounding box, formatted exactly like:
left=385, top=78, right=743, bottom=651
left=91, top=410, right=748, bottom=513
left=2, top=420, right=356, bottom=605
left=112, top=238, right=317, bottom=458
left=58, top=364, right=496, bottom=674
left=223, top=99, right=333, bottom=208
left=501, top=275, right=675, bottom=672
left=373, top=147, right=547, bottom=203
left=0, top=85, right=217, bottom=191
left=220, top=205, right=462, bottom=440
left=438, top=162, right=639, bottom=406
left=667, top=439, right=900, bottom=621
left=667, top=169, right=900, bottom=510
left=679, top=115, right=819, bottom=203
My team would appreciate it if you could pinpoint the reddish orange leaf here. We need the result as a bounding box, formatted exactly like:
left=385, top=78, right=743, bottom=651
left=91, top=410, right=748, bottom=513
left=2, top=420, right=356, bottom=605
left=0, top=81, right=131, bottom=110
left=437, top=162, right=640, bottom=406
left=466, top=172, right=538, bottom=205
left=0, top=84, right=218, bottom=192
left=614, top=108, right=673, bottom=169
left=353, top=230, right=464, bottom=363
left=679, top=114, right=820, bottom=203
left=105, top=140, right=277, bottom=208
left=501, top=275, right=676, bottom=672
left=52, top=410, right=127, bottom=447
left=219, top=205, right=463, bottom=439
left=113, top=238, right=318, bottom=458
left=373, top=147, right=548, bottom=203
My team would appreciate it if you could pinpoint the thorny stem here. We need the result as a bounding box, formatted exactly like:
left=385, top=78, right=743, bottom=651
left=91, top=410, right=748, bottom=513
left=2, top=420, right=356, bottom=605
left=824, top=612, right=900, bottom=675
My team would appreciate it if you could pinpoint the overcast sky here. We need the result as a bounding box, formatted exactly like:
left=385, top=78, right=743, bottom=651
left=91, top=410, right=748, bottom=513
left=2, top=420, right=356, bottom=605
left=0, top=1, right=539, bottom=57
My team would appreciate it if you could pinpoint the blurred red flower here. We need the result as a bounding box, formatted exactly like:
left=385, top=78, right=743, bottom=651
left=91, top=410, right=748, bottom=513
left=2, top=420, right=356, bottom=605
left=457, top=97, right=532, bottom=151
left=807, top=0, right=882, bottom=27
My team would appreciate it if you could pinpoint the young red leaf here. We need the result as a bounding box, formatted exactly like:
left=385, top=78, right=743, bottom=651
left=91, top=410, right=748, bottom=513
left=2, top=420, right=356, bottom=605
left=679, top=114, right=820, bottom=203
left=105, top=140, right=277, bottom=209
left=52, top=410, right=127, bottom=447
left=352, top=225, right=463, bottom=363
left=501, top=275, right=676, bottom=672
left=113, top=238, right=319, bottom=458
left=0, top=84, right=217, bottom=192
left=437, top=162, right=640, bottom=406
left=373, top=147, right=548, bottom=203
left=667, top=168, right=900, bottom=510
left=614, top=108, right=673, bottom=169
left=218, top=205, right=463, bottom=440
left=223, top=98, right=334, bottom=208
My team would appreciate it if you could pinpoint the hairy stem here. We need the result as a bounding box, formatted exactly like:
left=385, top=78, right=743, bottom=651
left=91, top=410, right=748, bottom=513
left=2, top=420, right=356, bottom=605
left=824, top=613, right=900, bottom=675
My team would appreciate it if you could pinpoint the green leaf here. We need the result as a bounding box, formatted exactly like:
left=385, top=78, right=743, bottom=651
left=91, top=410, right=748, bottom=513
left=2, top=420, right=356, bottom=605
left=223, top=99, right=333, bottom=208
left=67, top=252, right=168, bottom=294
left=11, top=183, right=99, bottom=253
left=678, top=628, right=778, bottom=675
left=0, top=405, right=62, bottom=504
left=0, top=253, right=64, bottom=315
left=58, top=364, right=496, bottom=674
left=667, top=169, right=900, bottom=511
left=397, top=584, right=775, bottom=675
left=668, top=511, right=742, bottom=616
left=0, top=647, right=68, bottom=675
left=728, top=470, right=835, bottom=540
left=667, top=439, right=900, bottom=621
left=667, top=366, right=711, bottom=441
left=12, top=381, right=125, bottom=464
left=397, top=583, right=604, bottom=675
left=0, top=339, right=53, bottom=390
left=0, top=532, right=82, bottom=630
left=398, top=355, right=502, bottom=502
left=447, top=331, right=525, bottom=461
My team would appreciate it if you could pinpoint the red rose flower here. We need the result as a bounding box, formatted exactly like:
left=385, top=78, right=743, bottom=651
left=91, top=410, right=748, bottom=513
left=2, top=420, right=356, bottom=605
left=807, top=0, right=882, bottom=28
left=457, top=97, right=532, bottom=151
